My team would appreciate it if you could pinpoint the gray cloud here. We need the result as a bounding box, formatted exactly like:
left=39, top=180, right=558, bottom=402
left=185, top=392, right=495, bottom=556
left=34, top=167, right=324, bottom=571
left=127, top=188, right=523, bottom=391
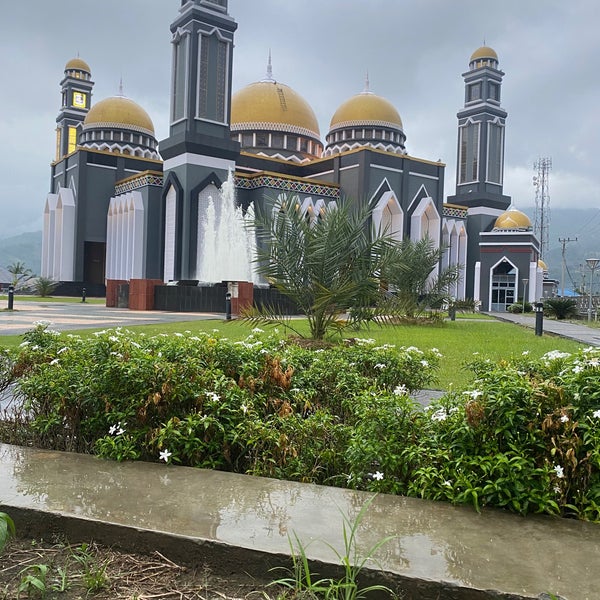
left=1, top=0, right=598, bottom=239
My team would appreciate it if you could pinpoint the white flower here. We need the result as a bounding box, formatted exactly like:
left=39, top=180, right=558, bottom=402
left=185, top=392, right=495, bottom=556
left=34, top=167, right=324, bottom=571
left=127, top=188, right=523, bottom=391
left=57, top=347, right=68, bottom=354
left=374, top=363, right=386, bottom=370
left=174, top=332, right=183, bottom=337
left=159, top=449, right=172, bottom=463
left=542, top=350, right=571, bottom=362
left=241, top=403, right=249, bottom=414
left=554, top=465, right=565, bottom=479
left=560, top=414, right=569, bottom=423
left=252, top=327, right=264, bottom=334
left=522, top=350, right=530, bottom=356
left=372, top=471, right=384, bottom=481
left=420, top=360, right=429, bottom=367
left=109, top=422, right=125, bottom=435
left=19, top=341, right=30, bottom=347
left=592, top=409, right=600, bottom=419
left=206, top=391, right=220, bottom=402
left=443, top=480, right=453, bottom=487
left=572, top=365, right=584, bottom=374
left=463, top=390, right=483, bottom=400
left=109, top=336, right=119, bottom=342
left=50, top=358, right=59, bottom=366
left=393, top=384, right=408, bottom=396
left=431, top=408, right=447, bottom=422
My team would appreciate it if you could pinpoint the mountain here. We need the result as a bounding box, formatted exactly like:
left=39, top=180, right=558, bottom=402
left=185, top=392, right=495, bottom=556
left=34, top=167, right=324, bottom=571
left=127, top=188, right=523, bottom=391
left=0, top=231, right=42, bottom=279
left=542, top=208, right=600, bottom=292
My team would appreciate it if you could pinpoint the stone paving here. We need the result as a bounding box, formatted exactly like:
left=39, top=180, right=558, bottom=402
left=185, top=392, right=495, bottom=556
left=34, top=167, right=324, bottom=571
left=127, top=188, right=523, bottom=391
left=0, top=300, right=221, bottom=336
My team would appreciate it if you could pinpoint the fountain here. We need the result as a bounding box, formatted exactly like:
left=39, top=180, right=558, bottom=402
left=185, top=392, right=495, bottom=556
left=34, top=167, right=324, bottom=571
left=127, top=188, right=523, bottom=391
left=195, top=170, right=259, bottom=284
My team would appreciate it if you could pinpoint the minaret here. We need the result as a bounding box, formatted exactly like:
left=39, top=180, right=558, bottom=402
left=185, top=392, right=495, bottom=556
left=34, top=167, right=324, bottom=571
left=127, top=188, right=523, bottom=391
left=55, top=57, right=93, bottom=162
left=160, top=0, right=240, bottom=281
left=447, top=46, right=512, bottom=299
left=448, top=46, right=510, bottom=211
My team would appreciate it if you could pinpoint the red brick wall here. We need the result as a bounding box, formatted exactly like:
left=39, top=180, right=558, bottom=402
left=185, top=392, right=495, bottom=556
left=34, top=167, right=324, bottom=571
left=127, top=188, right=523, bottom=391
left=129, top=279, right=163, bottom=311
left=231, top=282, right=253, bottom=316
left=105, top=280, right=127, bottom=307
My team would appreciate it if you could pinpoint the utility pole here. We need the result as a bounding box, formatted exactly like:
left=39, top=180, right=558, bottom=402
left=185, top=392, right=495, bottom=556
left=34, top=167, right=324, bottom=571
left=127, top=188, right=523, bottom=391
left=558, top=237, right=577, bottom=297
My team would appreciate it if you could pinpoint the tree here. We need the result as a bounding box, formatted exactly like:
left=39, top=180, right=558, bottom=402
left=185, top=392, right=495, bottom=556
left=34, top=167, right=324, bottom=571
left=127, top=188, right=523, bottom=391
left=380, top=236, right=461, bottom=318
left=33, top=277, right=59, bottom=298
left=248, top=198, right=394, bottom=340
left=6, top=261, right=33, bottom=290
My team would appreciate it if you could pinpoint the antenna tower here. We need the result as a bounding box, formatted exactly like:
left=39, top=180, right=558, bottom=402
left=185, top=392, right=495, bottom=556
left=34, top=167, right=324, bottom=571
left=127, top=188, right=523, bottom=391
left=533, top=157, right=552, bottom=259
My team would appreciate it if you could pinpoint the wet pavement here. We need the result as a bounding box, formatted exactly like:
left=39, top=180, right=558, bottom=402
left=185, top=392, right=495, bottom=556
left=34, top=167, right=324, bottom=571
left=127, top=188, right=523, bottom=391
left=489, top=312, right=600, bottom=346
left=0, top=301, right=221, bottom=336
left=0, top=443, right=597, bottom=599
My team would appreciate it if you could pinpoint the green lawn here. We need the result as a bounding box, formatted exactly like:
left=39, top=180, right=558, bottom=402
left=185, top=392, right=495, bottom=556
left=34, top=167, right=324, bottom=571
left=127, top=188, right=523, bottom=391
left=0, top=317, right=584, bottom=391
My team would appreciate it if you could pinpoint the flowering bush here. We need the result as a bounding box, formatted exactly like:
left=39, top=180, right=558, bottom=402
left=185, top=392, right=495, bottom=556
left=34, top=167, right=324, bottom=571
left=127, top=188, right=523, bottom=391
left=5, top=324, right=600, bottom=522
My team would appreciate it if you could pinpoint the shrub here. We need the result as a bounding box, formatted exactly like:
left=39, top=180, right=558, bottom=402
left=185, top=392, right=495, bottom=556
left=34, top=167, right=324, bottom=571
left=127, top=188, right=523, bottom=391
left=6, top=324, right=600, bottom=523
left=507, top=301, right=533, bottom=314
left=32, top=277, right=59, bottom=297
left=543, top=298, right=579, bottom=320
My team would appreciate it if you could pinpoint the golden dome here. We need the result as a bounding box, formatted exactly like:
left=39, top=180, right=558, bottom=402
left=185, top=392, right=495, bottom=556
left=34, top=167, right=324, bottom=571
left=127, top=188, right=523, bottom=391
left=84, top=96, right=155, bottom=135
left=231, top=81, right=320, bottom=138
left=330, top=92, right=403, bottom=130
left=65, top=57, right=91, bottom=73
left=538, top=259, right=548, bottom=271
left=494, top=207, right=532, bottom=230
left=470, top=46, right=498, bottom=63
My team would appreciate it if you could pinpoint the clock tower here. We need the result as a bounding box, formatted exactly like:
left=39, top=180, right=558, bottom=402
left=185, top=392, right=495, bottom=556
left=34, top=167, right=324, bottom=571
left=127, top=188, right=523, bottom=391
left=160, top=0, right=240, bottom=281
left=55, top=57, right=94, bottom=161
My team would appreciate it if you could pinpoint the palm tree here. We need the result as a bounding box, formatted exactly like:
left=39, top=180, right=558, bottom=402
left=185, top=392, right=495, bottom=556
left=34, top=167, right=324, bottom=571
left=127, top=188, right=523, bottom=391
left=381, top=236, right=461, bottom=317
left=248, top=198, right=393, bottom=340
left=6, top=261, right=33, bottom=290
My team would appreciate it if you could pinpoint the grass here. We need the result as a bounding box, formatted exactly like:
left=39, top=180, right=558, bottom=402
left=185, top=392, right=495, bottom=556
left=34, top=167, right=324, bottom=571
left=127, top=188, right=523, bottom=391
left=0, top=316, right=584, bottom=390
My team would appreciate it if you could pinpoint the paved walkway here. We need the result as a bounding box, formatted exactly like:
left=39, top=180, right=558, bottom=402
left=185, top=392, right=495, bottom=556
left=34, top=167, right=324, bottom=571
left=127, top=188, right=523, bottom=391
left=488, top=312, right=600, bottom=346
left=0, top=301, right=221, bottom=336
left=0, top=443, right=596, bottom=599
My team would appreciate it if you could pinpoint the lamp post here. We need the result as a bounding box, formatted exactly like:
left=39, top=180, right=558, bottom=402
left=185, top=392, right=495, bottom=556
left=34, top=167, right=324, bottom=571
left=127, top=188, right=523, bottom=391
left=522, top=278, right=529, bottom=314
left=586, top=258, right=600, bottom=322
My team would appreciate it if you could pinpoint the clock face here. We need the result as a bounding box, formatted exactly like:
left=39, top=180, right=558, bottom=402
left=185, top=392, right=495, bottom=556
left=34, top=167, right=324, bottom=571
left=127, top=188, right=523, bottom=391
left=73, top=91, right=87, bottom=109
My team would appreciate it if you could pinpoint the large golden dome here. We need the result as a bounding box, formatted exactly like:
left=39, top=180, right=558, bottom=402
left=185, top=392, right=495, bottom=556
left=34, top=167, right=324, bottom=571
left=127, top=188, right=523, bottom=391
left=65, top=57, right=91, bottom=73
left=330, top=92, right=403, bottom=129
left=470, top=46, right=498, bottom=63
left=231, top=81, right=320, bottom=138
left=84, top=96, right=155, bottom=135
left=494, top=207, right=531, bottom=230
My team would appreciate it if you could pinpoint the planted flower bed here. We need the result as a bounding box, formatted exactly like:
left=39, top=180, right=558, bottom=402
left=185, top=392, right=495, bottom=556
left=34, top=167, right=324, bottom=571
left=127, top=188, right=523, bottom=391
left=2, top=324, right=599, bottom=522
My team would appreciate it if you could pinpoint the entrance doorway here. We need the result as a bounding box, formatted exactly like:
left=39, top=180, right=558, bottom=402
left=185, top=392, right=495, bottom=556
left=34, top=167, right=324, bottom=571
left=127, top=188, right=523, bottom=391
left=491, top=260, right=516, bottom=312
left=84, top=242, right=106, bottom=285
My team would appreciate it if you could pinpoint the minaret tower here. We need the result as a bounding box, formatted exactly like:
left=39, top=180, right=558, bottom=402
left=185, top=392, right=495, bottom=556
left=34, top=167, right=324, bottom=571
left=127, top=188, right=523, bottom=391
left=447, top=46, right=512, bottom=298
left=160, top=0, right=240, bottom=281
left=448, top=46, right=510, bottom=210
left=55, top=58, right=93, bottom=162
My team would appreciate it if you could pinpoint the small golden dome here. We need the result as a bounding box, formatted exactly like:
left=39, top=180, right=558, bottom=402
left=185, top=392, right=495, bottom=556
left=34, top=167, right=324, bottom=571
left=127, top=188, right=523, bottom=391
left=538, top=259, right=548, bottom=271
left=84, top=96, right=155, bottom=135
left=470, top=46, right=498, bottom=63
left=330, top=92, right=403, bottom=130
left=494, top=207, right=532, bottom=230
left=231, top=81, right=320, bottom=138
left=65, top=57, right=91, bottom=73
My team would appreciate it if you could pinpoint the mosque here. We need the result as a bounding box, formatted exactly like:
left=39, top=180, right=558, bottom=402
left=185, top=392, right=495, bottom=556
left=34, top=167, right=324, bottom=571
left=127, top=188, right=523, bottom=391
left=41, top=0, right=546, bottom=312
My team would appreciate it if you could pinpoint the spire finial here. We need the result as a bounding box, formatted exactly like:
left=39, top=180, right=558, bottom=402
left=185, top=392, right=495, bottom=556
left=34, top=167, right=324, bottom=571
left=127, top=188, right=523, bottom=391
left=118, top=77, right=124, bottom=97
left=363, top=71, right=372, bottom=94
left=262, top=50, right=275, bottom=83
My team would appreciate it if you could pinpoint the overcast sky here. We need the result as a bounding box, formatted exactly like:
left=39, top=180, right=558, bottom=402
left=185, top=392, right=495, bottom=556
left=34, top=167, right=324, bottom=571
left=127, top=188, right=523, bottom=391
left=1, top=0, right=599, bottom=240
